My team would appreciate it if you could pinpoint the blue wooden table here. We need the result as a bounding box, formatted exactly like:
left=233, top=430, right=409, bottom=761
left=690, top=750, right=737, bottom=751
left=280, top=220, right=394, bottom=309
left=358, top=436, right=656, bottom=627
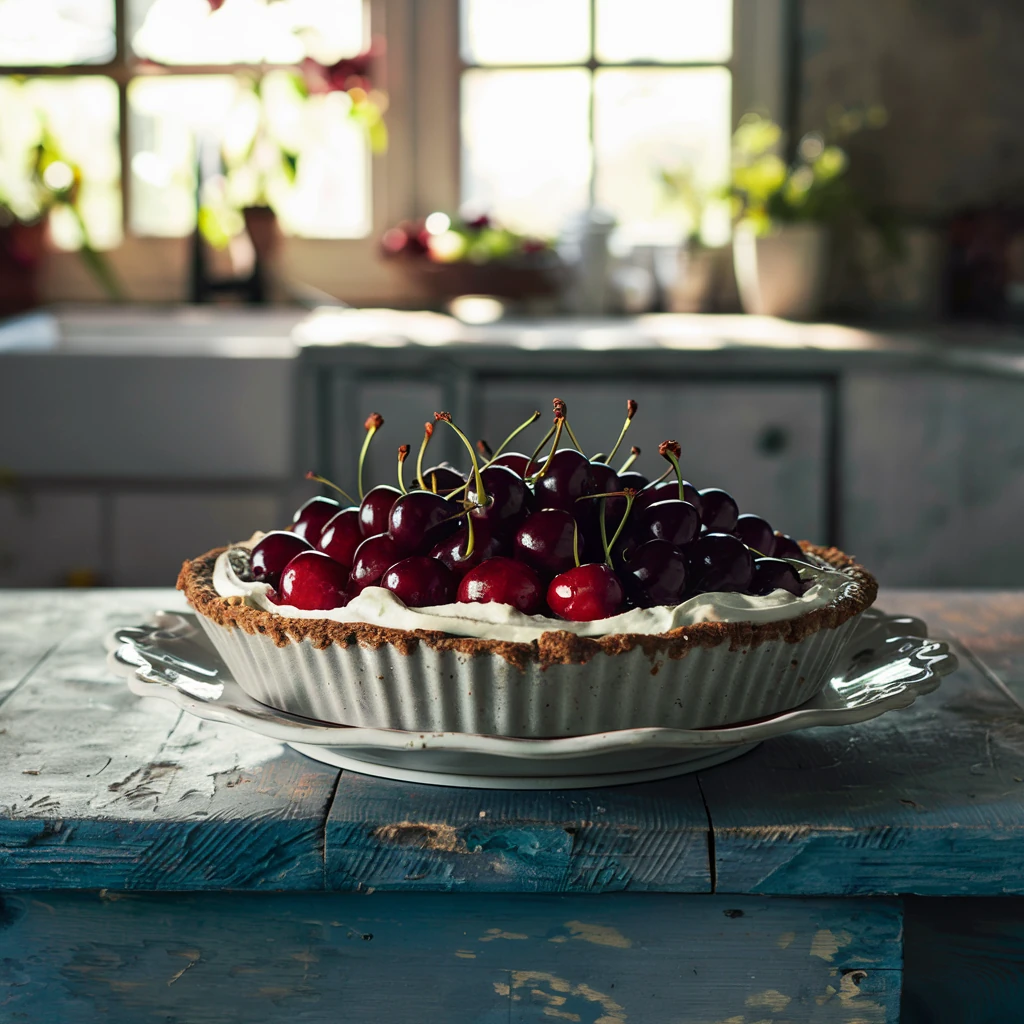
left=1, top=589, right=1022, bottom=1023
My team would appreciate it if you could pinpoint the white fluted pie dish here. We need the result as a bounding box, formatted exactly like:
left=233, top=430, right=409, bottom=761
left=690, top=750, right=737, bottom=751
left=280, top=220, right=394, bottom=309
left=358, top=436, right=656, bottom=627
left=107, top=607, right=955, bottom=789
left=175, top=542, right=877, bottom=738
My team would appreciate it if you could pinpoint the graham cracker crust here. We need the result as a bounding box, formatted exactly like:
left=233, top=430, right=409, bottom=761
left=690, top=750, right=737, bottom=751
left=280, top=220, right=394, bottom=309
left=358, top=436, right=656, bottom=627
left=177, top=543, right=877, bottom=669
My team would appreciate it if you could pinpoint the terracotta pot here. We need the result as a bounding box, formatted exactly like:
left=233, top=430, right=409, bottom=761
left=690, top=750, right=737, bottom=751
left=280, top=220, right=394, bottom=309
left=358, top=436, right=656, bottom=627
left=0, top=219, right=47, bottom=317
left=733, top=222, right=829, bottom=319
left=242, top=206, right=281, bottom=262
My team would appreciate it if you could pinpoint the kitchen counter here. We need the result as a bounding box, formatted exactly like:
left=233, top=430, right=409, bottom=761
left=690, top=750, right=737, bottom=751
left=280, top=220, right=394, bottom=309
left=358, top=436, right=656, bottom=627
left=1, top=588, right=1022, bottom=1021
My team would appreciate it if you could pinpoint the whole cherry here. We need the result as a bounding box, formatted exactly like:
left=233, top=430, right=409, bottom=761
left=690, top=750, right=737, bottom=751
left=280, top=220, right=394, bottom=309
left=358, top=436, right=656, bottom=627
left=632, top=499, right=700, bottom=549
left=490, top=452, right=538, bottom=478
left=547, top=563, right=624, bottom=621
left=291, top=496, right=342, bottom=543
left=772, top=532, right=810, bottom=563
left=617, top=469, right=650, bottom=492
left=458, top=556, right=545, bottom=615
left=733, top=514, right=775, bottom=557
left=430, top=517, right=507, bottom=578
left=467, top=464, right=532, bottom=532
left=380, top=556, right=456, bottom=607
left=421, top=464, right=465, bottom=493
left=750, top=557, right=803, bottom=597
left=622, top=539, right=688, bottom=608
left=359, top=484, right=401, bottom=538
left=533, top=448, right=595, bottom=512
left=316, top=508, right=363, bottom=569
left=250, top=531, right=313, bottom=588
left=699, top=488, right=739, bottom=532
left=277, top=550, right=351, bottom=610
left=349, top=533, right=403, bottom=590
left=634, top=478, right=702, bottom=514
left=514, top=508, right=578, bottom=577
left=686, top=532, right=754, bottom=593
left=387, top=490, right=457, bottom=554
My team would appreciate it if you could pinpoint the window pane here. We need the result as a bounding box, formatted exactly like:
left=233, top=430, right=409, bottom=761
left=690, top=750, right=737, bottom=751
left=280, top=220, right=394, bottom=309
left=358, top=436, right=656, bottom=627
left=0, top=0, right=114, bottom=66
left=596, top=0, right=732, bottom=63
left=594, top=68, right=731, bottom=245
left=128, top=73, right=370, bottom=239
left=461, top=0, right=590, bottom=65
left=0, top=76, right=121, bottom=249
left=130, top=0, right=364, bottom=66
left=461, top=68, right=590, bottom=236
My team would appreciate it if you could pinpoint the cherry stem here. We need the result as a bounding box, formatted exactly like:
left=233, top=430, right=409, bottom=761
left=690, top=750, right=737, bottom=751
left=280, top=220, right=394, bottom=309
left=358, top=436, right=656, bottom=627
left=397, top=445, right=409, bottom=494
left=430, top=472, right=438, bottom=493
left=477, top=439, right=493, bottom=459
left=358, top=413, right=383, bottom=501
left=434, top=412, right=488, bottom=507
left=659, top=441, right=685, bottom=501
left=531, top=417, right=564, bottom=481
left=527, top=422, right=556, bottom=468
left=572, top=517, right=581, bottom=568
left=491, top=410, right=541, bottom=463
left=553, top=397, right=584, bottom=453
left=650, top=465, right=673, bottom=486
left=305, top=471, right=356, bottom=506
left=599, top=497, right=611, bottom=568
left=416, top=422, right=433, bottom=490
left=604, top=399, right=638, bottom=464
left=605, top=488, right=637, bottom=562
left=618, top=446, right=641, bottom=473
left=460, top=506, right=476, bottom=560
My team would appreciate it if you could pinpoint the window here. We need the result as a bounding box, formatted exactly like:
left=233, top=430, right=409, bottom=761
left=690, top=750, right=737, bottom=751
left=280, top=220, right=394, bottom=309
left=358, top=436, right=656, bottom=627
left=459, top=0, right=734, bottom=246
left=0, top=0, right=374, bottom=254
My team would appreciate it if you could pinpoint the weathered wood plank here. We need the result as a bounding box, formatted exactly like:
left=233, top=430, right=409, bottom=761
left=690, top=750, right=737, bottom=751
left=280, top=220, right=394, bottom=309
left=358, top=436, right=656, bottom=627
left=902, top=896, right=1024, bottom=1024
left=0, top=590, right=338, bottom=891
left=325, top=770, right=712, bottom=893
left=0, top=890, right=903, bottom=1023
left=699, top=641, right=1024, bottom=896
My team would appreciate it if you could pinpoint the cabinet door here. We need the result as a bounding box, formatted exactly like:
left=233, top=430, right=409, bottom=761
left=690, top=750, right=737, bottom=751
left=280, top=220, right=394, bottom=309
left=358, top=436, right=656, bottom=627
left=479, top=379, right=829, bottom=541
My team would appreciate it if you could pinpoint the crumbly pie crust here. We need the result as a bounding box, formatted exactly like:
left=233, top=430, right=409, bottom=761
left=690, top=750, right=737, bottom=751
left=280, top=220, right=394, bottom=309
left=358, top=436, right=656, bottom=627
left=178, top=543, right=877, bottom=669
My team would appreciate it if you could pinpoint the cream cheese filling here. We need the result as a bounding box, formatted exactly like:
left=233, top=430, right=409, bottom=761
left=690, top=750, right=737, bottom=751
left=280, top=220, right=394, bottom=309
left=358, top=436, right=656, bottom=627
left=212, top=534, right=850, bottom=643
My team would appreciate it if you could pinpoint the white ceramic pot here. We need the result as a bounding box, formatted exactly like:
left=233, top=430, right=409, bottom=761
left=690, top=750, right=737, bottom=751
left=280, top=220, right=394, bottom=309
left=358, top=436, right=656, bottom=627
left=733, top=222, right=829, bottom=319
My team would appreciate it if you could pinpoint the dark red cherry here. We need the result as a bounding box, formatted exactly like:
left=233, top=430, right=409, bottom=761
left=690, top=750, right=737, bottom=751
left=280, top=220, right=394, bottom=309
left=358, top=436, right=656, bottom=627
left=429, top=518, right=507, bottom=578
left=349, top=533, right=403, bottom=590
left=380, top=556, right=456, bottom=607
left=421, top=464, right=465, bottom=493
left=316, top=508, right=363, bottom=569
left=291, top=496, right=341, bottom=543
left=278, top=550, right=351, bottom=610
left=490, top=452, right=538, bottom=478
left=250, top=531, right=313, bottom=588
left=635, top=479, right=702, bottom=514
left=623, top=539, right=688, bottom=608
left=547, top=563, right=625, bottom=621
left=387, top=490, right=458, bottom=554
left=772, top=532, right=810, bottom=564
left=733, top=514, right=775, bottom=557
left=468, top=464, right=532, bottom=531
left=686, top=532, right=754, bottom=593
left=359, top=485, right=401, bottom=538
left=699, top=488, right=739, bottom=532
left=514, top=508, right=578, bottom=577
left=533, top=448, right=595, bottom=512
left=633, top=499, right=700, bottom=548
left=588, top=461, right=624, bottom=524
left=750, top=557, right=803, bottom=597
left=617, top=469, right=650, bottom=491
left=457, top=556, right=545, bottom=615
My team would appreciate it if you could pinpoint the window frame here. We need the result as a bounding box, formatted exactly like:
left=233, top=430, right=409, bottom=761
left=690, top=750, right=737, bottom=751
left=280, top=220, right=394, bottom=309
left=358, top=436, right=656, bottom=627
left=4, top=0, right=789, bottom=305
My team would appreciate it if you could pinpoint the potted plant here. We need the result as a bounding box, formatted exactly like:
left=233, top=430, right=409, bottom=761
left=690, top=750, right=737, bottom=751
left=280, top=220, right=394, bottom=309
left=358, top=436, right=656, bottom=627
left=727, top=109, right=885, bottom=320
left=380, top=212, right=564, bottom=303
left=657, top=165, right=722, bottom=313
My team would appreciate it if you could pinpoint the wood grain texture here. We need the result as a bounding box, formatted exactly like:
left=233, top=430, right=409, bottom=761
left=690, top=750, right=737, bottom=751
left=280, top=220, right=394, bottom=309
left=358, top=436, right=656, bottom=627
left=325, top=771, right=711, bottom=893
left=902, top=896, right=1024, bottom=1024
left=699, top=643, right=1024, bottom=896
left=0, top=890, right=903, bottom=1023
left=882, top=588, right=1024, bottom=692
left=0, top=590, right=338, bottom=891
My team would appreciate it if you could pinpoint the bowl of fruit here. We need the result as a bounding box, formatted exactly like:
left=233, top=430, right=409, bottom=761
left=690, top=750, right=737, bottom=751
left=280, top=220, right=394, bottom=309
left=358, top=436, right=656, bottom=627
left=178, top=400, right=876, bottom=738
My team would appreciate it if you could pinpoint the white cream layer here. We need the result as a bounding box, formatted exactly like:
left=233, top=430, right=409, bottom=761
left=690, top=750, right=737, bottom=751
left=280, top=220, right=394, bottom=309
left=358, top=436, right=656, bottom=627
left=212, top=535, right=850, bottom=642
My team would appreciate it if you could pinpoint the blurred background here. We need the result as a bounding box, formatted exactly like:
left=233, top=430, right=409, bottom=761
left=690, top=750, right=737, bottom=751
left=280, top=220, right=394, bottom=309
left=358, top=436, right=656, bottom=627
left=1, top=0, right=1022, bottom=589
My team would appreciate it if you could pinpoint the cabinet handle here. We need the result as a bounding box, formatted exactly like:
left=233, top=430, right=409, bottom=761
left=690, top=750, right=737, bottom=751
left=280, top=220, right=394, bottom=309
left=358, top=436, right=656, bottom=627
left=757, top=425, right=789, bottom=456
